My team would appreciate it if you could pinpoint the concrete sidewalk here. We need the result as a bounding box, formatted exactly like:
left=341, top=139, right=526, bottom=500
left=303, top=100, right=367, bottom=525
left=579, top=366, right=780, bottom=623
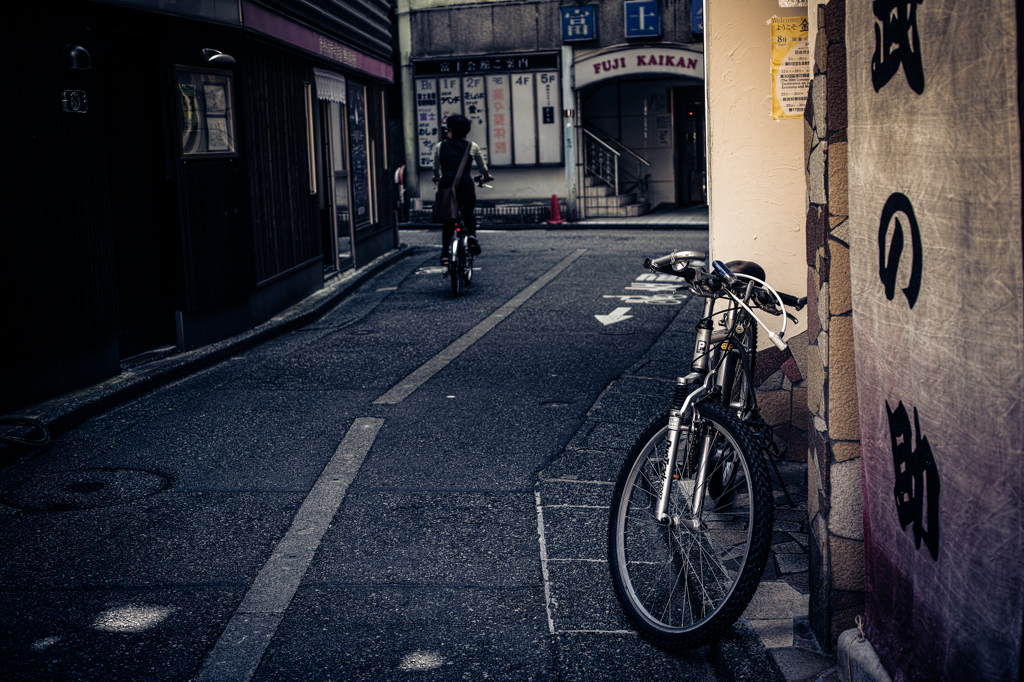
left=401, top=203, right=710, bottom=230
left=0, top=247, right=415, bottom=449
left=542, top=291, right=838, bottom=682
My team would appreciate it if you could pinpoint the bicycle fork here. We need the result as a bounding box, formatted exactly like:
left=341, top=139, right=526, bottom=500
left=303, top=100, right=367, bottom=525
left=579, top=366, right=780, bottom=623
left=655, top=374, right=717, bottom=531
left=654, top=294, right=724, bottom=530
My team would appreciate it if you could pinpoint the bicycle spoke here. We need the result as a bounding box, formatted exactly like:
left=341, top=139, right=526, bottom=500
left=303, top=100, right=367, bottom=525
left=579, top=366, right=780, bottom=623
left=610, top=404, right=772, bottom=648
left=608, top=253, right=789, bottom=650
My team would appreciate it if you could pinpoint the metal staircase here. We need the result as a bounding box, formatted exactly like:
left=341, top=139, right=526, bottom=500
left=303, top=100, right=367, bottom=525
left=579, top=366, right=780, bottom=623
left=579, top=127, right=652, bottom=218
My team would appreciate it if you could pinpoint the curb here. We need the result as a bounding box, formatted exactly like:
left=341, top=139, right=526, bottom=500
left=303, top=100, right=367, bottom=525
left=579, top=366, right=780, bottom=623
left=399, top=221, right=710, bottom=231
left=0, top=246, right=416, bottom=448
left=837, top=628, right=892, bottom=682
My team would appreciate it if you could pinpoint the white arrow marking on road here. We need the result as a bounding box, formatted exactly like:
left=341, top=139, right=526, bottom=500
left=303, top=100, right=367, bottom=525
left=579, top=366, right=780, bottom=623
left=595, top=307, right=633, bottom=326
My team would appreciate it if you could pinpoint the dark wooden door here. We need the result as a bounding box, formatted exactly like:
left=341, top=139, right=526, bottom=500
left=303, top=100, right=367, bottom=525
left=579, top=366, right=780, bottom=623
left=674, top=86, right=707, bottom=206
left=96, top=27, right=176, bottom=359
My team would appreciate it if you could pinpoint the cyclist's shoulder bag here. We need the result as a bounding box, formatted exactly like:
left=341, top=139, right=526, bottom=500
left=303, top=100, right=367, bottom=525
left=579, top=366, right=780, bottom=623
left=432, top=141, right=471, bottom=223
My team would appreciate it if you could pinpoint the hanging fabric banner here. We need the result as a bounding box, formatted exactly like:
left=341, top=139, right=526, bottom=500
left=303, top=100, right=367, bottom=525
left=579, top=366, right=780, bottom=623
left=314, top=69, right=346, bottom=103
left=847, top=0, right=1024, bottom=678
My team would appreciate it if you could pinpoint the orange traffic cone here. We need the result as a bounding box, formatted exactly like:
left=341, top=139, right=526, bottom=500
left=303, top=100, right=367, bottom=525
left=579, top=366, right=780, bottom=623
left=546, top=194, right=566, bottom=225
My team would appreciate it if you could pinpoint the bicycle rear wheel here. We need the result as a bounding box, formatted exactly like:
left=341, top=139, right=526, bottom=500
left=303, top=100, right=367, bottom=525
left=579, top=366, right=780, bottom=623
left=449, top=236, right=462, bottom=296
left=720, top=323, right=757, bottom=420
left=461, top=239, right=473, bottom=287
left=608, top=399, right=773, bottom=650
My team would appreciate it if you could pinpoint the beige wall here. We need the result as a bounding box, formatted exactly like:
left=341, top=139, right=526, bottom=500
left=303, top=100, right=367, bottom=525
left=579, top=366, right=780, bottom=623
left=705, top=0, right=808, bottom=347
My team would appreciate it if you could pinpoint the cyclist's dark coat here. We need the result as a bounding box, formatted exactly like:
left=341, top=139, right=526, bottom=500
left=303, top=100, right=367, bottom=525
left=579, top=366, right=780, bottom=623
left=432, top=138, right=489, bottom=239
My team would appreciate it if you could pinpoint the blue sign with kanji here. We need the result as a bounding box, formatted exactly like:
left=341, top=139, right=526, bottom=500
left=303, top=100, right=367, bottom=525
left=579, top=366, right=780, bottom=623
left=624, top=0, right=661, bottom=38
left=562, top=5, right=597, bottom=42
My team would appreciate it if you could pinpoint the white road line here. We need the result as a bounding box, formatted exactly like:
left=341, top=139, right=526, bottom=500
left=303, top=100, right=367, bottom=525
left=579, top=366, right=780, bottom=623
left=374, top=249, right=587, bottom=405
left=195, top=417, right=384, bottom=682
left=538, top=477, right=615, bottom=486
left=534, top=490, right=558, bottom=636
left=540, top=505, right=611, bottom=510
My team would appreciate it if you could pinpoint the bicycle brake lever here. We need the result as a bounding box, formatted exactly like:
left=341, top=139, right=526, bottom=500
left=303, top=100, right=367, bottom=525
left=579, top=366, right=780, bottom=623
left=720, top=285, right=788, bottom=351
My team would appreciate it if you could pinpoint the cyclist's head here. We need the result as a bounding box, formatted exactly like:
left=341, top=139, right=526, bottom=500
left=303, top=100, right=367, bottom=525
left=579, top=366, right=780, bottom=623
left=446, top=114, right=471, bottom=140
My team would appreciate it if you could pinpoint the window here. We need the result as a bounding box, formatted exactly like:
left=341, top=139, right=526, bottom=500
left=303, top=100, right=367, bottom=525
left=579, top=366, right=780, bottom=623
left=305, top=83, right=316, bottom=193
left=415, top=69, right=562, bottom=168
left=176, top=67, right=238, bottom=158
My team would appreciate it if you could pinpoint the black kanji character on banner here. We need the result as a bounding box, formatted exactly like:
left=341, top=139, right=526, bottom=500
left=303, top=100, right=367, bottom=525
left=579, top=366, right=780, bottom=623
left=872, top=0, right=925, bottom=94
left=887, top=401, right=940, bottom=561
left=878, top=192, right=922, bottom=309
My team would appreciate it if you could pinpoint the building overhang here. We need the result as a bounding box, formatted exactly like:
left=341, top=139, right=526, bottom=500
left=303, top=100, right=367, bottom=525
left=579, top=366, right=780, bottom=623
left=242, top=0, right=393, bottom=82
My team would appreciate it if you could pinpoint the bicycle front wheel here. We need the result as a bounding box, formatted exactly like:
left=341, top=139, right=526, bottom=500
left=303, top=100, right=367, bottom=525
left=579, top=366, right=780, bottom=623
left=608, top=399, right=773, bottom=650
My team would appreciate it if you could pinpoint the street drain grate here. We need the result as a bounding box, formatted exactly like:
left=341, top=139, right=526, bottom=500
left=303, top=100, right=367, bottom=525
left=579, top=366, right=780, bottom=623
left=0, top=468, right=172, bottom=511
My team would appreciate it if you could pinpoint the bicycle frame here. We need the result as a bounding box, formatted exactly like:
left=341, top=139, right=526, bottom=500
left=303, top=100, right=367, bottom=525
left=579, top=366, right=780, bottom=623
left=653, top=264, right=784, bottom=530
left=611, top=251, right=805, bottom=649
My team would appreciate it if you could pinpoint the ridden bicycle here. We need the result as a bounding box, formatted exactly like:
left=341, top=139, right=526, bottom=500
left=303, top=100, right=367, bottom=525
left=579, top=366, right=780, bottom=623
left=608, top=250, right=806, bottom=650
left=444, top=175, right=491, bottom=297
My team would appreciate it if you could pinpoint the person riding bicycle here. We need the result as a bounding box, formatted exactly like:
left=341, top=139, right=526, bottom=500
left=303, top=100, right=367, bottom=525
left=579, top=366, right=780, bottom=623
left=432, top=114, right=493, bottom=265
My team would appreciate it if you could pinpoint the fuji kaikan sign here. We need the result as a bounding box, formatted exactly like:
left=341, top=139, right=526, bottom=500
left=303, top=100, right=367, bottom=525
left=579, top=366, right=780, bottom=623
left=574, top=47, right=704, bottom=88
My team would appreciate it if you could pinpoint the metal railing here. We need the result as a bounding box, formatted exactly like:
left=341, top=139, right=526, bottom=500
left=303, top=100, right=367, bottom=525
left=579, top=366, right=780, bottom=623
left=579, top=127, right=652, bottom=218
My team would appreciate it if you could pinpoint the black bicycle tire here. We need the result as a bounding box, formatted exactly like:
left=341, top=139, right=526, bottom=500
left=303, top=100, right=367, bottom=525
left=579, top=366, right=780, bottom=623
left=450, top=235, right=462, bottom=297
left=462, top=247, right=473, bottom=286
left=608, top=401, right=773, bottom=650
left=720, top=317, right=757, bottom=416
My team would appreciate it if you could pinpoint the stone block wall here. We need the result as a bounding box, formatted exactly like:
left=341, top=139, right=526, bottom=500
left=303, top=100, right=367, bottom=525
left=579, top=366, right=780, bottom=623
left=803, top=0, right=865, bottom=650
left=752, top=339, right=808, bottom=464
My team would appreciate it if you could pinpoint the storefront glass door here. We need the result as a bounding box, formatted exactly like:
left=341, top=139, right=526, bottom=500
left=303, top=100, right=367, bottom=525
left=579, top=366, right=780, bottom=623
left=326, top=100, right=353, bottom=268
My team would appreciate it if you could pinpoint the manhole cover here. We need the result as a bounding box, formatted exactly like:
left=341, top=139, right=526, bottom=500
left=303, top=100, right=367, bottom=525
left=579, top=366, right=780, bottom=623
left=0, top=468, right=171, bottom=511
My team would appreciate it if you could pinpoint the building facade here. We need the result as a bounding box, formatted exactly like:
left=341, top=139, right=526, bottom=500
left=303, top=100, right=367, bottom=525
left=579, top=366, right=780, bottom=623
left=2, top=0, right=401, bottom=413
left=396, top=0, right=707, bottom=219
left=824, top=0, right=1023, bottom=678
left=698, top=0, right=1023, bottom=677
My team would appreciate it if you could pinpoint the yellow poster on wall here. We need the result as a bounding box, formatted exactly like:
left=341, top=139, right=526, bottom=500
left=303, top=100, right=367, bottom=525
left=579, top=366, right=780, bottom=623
left=771, top=16, right=810, bottom=120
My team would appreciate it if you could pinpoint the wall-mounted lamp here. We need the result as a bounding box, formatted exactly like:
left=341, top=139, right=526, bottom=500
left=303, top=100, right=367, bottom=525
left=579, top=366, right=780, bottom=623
left=64, top=44, right=91, bottom=70
left=203, top=48, right=236, bottom=64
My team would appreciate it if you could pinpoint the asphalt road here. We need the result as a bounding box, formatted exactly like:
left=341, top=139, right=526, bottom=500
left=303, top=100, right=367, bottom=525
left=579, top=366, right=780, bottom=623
left=0, top=229, right=783, bottom=681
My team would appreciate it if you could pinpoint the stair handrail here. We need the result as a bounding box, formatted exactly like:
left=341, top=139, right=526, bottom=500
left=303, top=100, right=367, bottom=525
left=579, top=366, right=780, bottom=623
left=581, top=126, right=652, bottom=202
left=582, top=128, right=620, bottom=195
left=582, top=125, right=651, bottom=169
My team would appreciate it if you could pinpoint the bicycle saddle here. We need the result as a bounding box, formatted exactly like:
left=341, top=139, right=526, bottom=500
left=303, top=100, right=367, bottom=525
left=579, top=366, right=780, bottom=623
left=725, top=260, right=766, bottom=282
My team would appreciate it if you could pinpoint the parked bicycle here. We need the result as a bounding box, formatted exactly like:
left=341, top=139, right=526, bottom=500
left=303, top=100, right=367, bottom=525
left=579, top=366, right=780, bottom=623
left=444, top=175, right=491, bottom=297
left=608, top=250, right=806, bottom=650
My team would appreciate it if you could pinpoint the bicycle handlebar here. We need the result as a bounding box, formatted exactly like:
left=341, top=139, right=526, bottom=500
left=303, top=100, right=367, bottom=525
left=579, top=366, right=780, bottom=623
left=645, top=250, right=705, bottom=269
left=646, top=252, right=806, bottom=311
